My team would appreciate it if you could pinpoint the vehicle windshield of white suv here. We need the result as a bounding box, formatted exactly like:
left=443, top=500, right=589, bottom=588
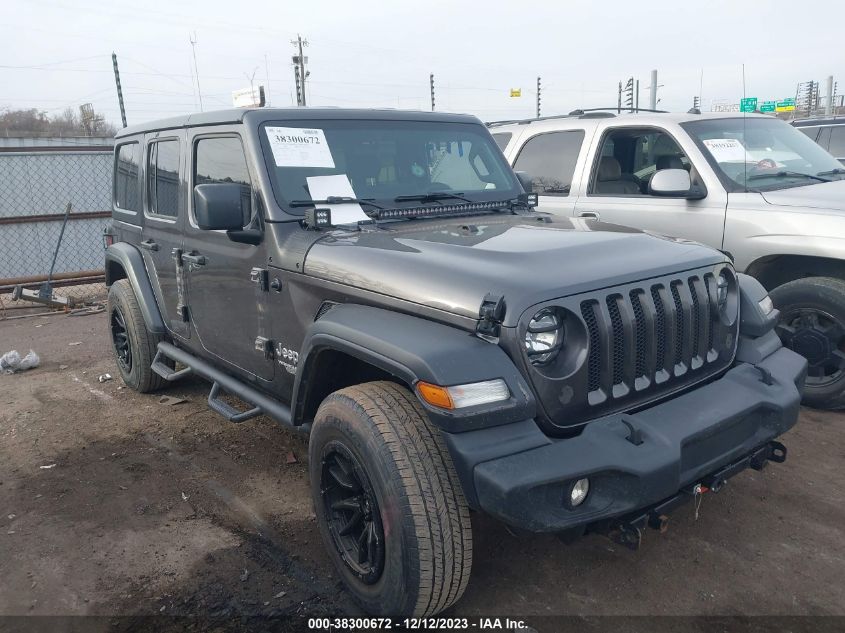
left=682, top=117, right=845, bottom=192
left=258, top=119, right=520, bottom=215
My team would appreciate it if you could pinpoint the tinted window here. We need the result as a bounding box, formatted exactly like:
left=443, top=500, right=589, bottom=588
left=513, top=131, right=585, bottom=196
left=492, top=132, right=511, bottom=151
left=797, top=127, right=819, bottom=141
left=114, top=142, right=141, bottom=211
left=195, top=136, right=252, bottom=223
left=828, top=127, right=845, bottom=157
left=147, top=140, right=180, bottom=217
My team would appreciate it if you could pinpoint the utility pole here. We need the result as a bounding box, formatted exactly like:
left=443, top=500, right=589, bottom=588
left=635, top=79, right=640, bottom=112
left=649, top=69, right=658, bottom=110
left=825, top=75, right=834, bottom=116
left=264, top=54, right=271, bottom=106
left=536, top=76, right=541, bottom=118
left=430, top=73, right=435, bottom=111
left=111, top=52, right=127, bottom=128
left=291, top=35, right=309, bottom=106
left=189, top=32, right=203, bottom=112
left=624, top=77, right=634, bottom=112
left=617, top=81, right=622, bottom=113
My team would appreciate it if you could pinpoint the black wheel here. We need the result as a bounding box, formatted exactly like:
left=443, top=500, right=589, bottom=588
left=771, top=276, right=845, bottom=409
left=309, top=381, right=472, bottom=617
left=107, top=279, right=168, bottom=393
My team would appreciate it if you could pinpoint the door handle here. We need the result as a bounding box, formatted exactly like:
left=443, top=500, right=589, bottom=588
left=578, top=211, right=601, bottom=221
left=139, top=239, right=159, bottom=251
left=181, top=252, right=206, bottom=266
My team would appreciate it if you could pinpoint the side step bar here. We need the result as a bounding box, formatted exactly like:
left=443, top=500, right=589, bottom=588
left=153, top=342, right=298, bottom=430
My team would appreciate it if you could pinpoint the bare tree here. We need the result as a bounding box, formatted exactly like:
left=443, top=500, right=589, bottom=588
left=0, top=107, right=117, bottom=137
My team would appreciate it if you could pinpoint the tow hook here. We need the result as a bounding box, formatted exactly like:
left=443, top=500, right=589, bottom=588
left=610, top=523, right=643, bottom=551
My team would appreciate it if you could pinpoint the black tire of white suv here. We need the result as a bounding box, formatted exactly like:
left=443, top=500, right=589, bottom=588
left=309, top=381, right=473, bottom=617
left=107, top=279, right=169, bottom=393
left=771, top=276, right=845, bottom=410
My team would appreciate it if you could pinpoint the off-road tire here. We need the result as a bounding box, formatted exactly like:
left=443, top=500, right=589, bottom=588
left=309, top=381, right=473, bottom=617
left=771, top=276, right=845, bottom=409
left=107, top=279, right=168, bottom=393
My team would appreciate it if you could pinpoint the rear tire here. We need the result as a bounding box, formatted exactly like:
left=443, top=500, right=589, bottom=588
left=770, top=276, right=845, bottom=409
left=309, top=381, right=472, bottom=616
left=107, top=279, right=168, bottom=393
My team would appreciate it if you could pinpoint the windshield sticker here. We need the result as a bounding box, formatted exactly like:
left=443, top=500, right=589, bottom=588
left=305, top=174, right=369, bottom=224
left=702, top=138, right=748, bottom=163
left=265, top=126, right=335, bottom=168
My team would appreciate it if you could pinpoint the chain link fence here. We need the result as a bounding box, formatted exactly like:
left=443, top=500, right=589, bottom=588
left=0, top=139, right=113, bottom=315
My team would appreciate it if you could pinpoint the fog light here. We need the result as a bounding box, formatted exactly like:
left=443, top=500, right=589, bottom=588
left=569, top=478, right=590, bottom=507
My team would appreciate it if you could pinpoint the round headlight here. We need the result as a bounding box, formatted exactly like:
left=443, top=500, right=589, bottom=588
left=716, top=273, right=729, bottom=309
left=524, top=308, right=564, bottom=365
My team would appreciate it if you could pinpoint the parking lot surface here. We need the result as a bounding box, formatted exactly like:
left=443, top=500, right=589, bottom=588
left=1, top=310, right=844, bottom=624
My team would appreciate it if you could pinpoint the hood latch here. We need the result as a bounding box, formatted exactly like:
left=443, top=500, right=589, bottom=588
left=477, top=293, right=506, bottom=341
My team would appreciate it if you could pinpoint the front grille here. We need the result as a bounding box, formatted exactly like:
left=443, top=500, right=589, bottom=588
left=578, top=271, right=731, bottom=406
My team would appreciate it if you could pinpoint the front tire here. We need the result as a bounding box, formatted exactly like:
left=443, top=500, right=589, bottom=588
left=309, top=381, right=472, bottom=617
left=771, top=276, right=845, bottom=409
left=107, top=279, right=168, bottom=393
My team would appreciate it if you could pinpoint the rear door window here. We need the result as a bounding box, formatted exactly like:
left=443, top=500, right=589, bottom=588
left=827, top=127, right=845, bottom=157
left=114, top=142, right=141, bottom=212
left=147, top=139, right=181, bottom=217
left=513, top=130, right=585, bottom=196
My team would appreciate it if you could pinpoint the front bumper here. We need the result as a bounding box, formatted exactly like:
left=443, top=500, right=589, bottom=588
left=444, top=345, right=806, bottom=533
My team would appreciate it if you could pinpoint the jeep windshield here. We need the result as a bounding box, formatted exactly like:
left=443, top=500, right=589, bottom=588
left=682, top=117, right=845, bottom=192
left=258, top=119, right=520, bottom=218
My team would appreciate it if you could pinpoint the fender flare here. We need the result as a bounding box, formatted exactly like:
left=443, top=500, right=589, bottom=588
left=105, top=242, right=165, bottom=334
left=292, top=303, right=536, bottom=432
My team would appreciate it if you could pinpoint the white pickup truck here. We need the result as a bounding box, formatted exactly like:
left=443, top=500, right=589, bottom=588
left=492, top=110, right=845, bottom=408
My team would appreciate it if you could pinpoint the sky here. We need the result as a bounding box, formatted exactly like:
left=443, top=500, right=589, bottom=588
left=1, top=0, right=843, bottom=128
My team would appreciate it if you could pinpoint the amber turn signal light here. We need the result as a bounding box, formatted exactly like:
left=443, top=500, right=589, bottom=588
left=416, top=381, right=454, bottom=410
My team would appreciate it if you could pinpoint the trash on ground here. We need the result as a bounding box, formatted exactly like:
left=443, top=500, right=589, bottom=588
left=240, top=569, right=249, bottom=582
left=68, top=342, right=82, bottom=347
left=39, top=464, right=56, bottom=470
left=59, top=365, right=68, bottom=370
left=159, top=396, right=186, bottom=406
left=285, top=451, right=298, bottom=464
left=0, top=350, right=41, bottom=374
left=181, top=492, right=189, bottom=501
left=274, top=591, right=287, bottom=599
left=98, top=373, right=112, bottom=383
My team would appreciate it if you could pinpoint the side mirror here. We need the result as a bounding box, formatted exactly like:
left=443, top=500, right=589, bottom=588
left=194, top=183, right=247, bottom=230
left=515, top=170, right=534, bottom=193
left=649, top=168, right=706, bottom=199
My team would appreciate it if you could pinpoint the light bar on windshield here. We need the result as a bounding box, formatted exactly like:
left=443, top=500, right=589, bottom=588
left=375, top=200, right=511, bottom=221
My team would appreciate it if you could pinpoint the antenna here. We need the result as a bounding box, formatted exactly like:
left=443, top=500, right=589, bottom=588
left=742, top=64, right=748, bottom=192
left=189, top=31, right=203, bottom=111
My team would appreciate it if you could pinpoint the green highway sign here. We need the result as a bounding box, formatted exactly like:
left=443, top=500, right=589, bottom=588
left=740, top=97, right=758, bottom=113
left=760, top=101, right=777, bottom=113
left=776, top=98, right=796, bottom=112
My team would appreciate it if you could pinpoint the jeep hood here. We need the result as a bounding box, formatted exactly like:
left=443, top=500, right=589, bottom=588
left=760, top=179, right=845, bottom=212
left=304, top=215, right=727, bottom=326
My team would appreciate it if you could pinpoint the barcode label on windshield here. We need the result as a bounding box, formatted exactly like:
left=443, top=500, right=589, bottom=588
left=265, top=126, right=335, bottom=168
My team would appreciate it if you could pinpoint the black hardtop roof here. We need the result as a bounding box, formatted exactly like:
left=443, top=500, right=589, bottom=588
left=115, top=107, right=483, bottom=139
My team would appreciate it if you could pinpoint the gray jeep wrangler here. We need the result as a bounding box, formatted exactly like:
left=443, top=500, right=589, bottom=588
left=104, top=107, right=806, bottom=617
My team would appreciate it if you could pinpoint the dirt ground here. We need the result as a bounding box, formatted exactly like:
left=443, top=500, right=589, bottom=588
left=1, top=309, right=844, bottom=627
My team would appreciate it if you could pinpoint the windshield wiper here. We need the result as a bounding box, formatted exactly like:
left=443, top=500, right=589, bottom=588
left=747, top=171, right=830, bottom=183
left=288, top=196, right=385, bottom=210
left=393, top=191, right=473, bottom=203
left=817, top=168, right=845, bottom=177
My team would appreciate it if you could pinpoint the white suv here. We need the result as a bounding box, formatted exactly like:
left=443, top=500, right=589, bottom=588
left=493, top=110, right=845, bottom=408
